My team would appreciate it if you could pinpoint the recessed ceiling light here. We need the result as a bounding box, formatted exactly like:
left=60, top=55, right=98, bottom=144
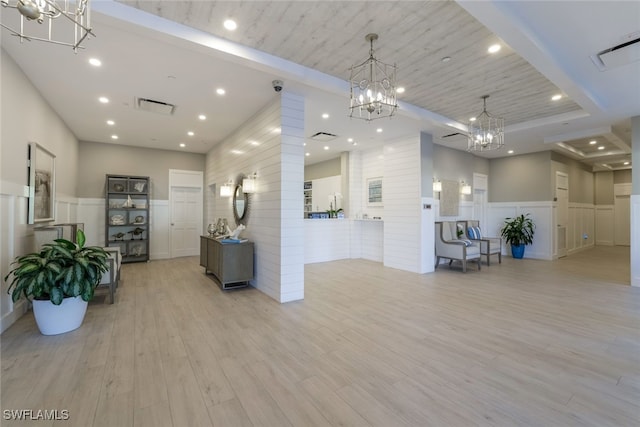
left=488, top=44, right=501, bottom=54
left=111, top=135, right=118, bottom=140
left=223, top=19, right=237, bottom=31
left=187, top=131, right=194, bottom=136
left=508, top=150, right=514, bottom=154
left=324, top=146, right=329, bottom=150
left=305, top=152, right=310, bottom=157
left=396, top=86, right=405, bottom=94
left=216, top=88, right=226, bottom=95
left=598, top=146, right=605, bottom=150
left=589, top=140, right=597, bottom=145
left=322, top=113, right=329, bottom=119
left=89, top=58, right=101, bottom=67
left=198, top=114, right=206, bottom=120
left=469, top=117, right=476, bottom=122
left=376, top=128, right=383, bottom=133
left=624, top=161, right=630, bottom=165
left=347, top=138, right=353, bottom=143
left=106, top=120, right=115, bottom=126
left=551, top=94, right=562, bottom=101
left=179, top=143, right=186, bottom=148
left=441, top=56, right=451, bottom=63
left=99, top=97, right=109, bottom=103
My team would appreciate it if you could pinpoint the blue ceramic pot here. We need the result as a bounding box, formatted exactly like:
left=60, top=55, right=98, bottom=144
left=511, top=244, right=525, bottom=259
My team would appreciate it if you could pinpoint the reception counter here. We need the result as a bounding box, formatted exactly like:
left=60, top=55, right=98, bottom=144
left=304, top=218, right=383, bottom=264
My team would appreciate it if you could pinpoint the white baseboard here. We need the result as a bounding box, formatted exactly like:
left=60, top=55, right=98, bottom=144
left=1, top=300, right=28, bottom=333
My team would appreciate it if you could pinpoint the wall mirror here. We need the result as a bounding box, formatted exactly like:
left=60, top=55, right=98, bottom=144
left=232, top=184, right=249, bottom=225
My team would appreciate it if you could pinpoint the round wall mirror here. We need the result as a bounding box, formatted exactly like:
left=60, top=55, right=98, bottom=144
left=232, top=184, right=248, bottom=225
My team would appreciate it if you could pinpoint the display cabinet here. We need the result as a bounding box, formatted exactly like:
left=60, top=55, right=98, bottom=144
left=105, top=175, right=150, bottom=263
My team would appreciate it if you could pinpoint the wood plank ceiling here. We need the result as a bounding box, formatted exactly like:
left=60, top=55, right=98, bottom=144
left=118, top=0, right=583, bottom=127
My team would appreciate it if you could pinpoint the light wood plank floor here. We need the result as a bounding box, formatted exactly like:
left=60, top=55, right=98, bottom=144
left=2, top=247, right=639, bottom=426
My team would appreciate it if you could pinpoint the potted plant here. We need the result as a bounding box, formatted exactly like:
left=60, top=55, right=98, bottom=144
left=500, top=213, right=535, bottom=259
left=4, top=229, right=110, bottom=335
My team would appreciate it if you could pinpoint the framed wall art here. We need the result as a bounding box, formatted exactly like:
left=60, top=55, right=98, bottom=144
left=367, top=177, right=383, bottom=206
left=28, top=142, right=56, bottom=224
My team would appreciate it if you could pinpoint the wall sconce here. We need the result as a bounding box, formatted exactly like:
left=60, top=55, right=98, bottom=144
left=433, top=179, right=442, bottom=192
left=219, top=180, right=234, bottom=197
left=460, top=181, right=472, bottom=195
left=242, top=172, right=258, bottom=193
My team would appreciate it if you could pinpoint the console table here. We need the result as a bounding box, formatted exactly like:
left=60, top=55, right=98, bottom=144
left=200, top=236, right=254, bottom=289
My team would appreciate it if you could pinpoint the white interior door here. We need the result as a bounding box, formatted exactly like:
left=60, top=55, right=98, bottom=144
left=556, top=172, right=568, bottom=258
left=614, top=195, right=630, bottom=246
left=170, top=186, right=202, bottom=258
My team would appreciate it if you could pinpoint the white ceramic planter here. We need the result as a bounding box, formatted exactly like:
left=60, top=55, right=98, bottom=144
left=32, top=296, right=88, bottom=335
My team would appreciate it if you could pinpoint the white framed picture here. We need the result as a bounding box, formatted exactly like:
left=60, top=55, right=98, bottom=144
left=28, top=142, right=56, bottom=224
left=367, top=177, right=383, bottom=206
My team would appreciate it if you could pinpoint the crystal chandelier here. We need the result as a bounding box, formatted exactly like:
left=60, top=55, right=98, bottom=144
left=349, top=33, right=398, bottom=121
left=467, top=95, right=504, bottom=152
left=0, top=0, right=94, bottom=51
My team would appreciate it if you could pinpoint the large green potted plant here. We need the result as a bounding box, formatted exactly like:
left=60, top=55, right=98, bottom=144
left=4, top=229, right=110, bottom=335
left=500, top=213, right=535, bottom=259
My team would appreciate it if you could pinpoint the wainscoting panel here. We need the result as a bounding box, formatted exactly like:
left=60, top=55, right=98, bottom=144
left=488, top=202, right=554, bottom=260
left=595, top=205, right=614, bottom=246
left=568, top=203, right=595, bottom=254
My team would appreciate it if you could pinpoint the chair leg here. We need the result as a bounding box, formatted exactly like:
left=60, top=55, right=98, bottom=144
left=498, top=252, right=502, bottom=263
left=486, top=254, right=490, bottom=266
left=477, top=259, right=481, bottom=270
left=462, top=260, right=467, bottom=273
left=109, top=282, right=115, bottom=304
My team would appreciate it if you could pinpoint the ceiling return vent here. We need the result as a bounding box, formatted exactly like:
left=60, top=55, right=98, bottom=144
left=440, top=132, right=467, bottom=141
left=135, top=97, right=176, bottom=115
left=591, top=32, right=640, bottom=71
left=309, top=132, right=337, bottom=141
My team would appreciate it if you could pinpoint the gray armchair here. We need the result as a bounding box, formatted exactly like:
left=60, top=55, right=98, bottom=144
left=462, top=220, right=502, bottom=266
left=435, top=221, right=481, bottom=272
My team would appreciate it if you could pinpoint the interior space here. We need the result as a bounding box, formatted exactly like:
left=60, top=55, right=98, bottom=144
left=1, top=1, right=639, bottom=426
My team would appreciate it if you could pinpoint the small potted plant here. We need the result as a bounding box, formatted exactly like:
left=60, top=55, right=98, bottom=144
left=4, top=229, right=110, bottom=335
left=500, top=213, right=535, bottom=258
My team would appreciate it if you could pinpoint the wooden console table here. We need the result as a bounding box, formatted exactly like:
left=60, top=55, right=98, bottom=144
left=200, top=236, right=254, bottom=289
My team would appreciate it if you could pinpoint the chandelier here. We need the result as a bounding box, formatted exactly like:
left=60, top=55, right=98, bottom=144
left=349, top=33, right=398, bottom=121
left=0, top=0, right=94, bottom=51
left=467, top=95, right=504, bottom=152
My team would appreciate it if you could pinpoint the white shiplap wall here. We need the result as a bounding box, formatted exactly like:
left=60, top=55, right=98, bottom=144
left=205, top=93, right=305, bottom=303
left=632, top=195, right=640, bottom=287
left=383, top=136, right=424, bottom=273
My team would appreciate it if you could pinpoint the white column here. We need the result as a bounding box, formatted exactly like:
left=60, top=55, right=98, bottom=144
left=279, top=92, right=305, bottom=301
left=631, top=116, right=639, bottom=287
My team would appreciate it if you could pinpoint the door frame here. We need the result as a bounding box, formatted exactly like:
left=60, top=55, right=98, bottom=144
left=169, top=169, right=204, bottom=258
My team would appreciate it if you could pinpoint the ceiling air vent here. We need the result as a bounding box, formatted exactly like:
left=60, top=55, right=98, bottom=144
left=591, top=32, right=640, bottom=71
left=441, top=132, right=467, bottom=141
left=135, top=97, right=176, bottom=115
left=310, top=132, right=337, bottom=141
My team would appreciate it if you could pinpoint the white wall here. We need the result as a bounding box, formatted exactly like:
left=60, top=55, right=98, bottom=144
left=383, top=136, right=425, bottom=273
left=1, top=49, right=81, bottom=333
left=488, top=202, right=554, bottom=260
left=205, top=93, right=305, bottom=303
left=568, top=203, right=595, bottom=254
